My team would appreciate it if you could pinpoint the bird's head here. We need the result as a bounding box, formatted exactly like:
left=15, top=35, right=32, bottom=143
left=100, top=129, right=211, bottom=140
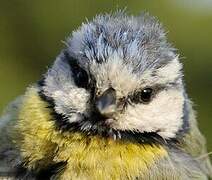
left=39, top=12, right=188, bottom=142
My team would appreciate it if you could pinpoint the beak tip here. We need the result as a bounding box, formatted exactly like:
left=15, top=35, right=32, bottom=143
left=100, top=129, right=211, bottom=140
left=96, top=104, right=117, bottom=116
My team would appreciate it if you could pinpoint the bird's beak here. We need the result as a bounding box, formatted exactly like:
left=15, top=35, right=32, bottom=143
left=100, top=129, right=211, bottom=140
left=96, top=87, right=116, bottom=116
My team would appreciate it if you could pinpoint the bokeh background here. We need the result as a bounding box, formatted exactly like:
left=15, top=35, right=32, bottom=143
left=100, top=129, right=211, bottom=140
left=0, top=0, right=211, bottom=152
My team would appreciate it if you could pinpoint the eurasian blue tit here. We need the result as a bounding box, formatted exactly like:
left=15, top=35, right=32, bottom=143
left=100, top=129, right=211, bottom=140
left=0, top=12, right=211, bottom=180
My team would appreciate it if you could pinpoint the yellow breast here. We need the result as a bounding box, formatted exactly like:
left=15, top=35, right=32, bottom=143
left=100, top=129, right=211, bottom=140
left=15, top=87, right=168, bottom=180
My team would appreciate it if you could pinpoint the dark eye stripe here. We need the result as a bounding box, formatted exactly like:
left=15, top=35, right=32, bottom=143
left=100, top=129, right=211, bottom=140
left=63, top=51, right=97, bottom=99
left=64, top=51, right=89, bottom=89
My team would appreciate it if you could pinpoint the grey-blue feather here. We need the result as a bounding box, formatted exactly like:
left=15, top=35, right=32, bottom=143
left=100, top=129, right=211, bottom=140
left=67, top=12, right=175, bottom=73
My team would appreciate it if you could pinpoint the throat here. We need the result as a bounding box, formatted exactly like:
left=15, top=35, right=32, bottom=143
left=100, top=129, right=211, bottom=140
left=56, top=133, right=168, bottom=179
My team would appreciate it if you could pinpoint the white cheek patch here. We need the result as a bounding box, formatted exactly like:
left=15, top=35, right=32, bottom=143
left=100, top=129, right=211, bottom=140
left=45, top=86, right=90, bottom=123
left=113, top=88, right=184, bottom=139
left=43, top=57, right=90, bottom=123
left=51, top=88, right=89, bottom=118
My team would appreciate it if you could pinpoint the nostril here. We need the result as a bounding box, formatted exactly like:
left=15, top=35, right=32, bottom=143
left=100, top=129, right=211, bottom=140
left=96, top=87, right=116, bottom=116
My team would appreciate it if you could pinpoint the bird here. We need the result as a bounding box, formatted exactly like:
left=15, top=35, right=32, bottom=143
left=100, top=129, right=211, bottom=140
left=0, top=11, right=211, bottom=180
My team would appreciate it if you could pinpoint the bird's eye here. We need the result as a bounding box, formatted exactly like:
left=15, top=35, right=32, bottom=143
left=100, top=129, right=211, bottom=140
left=139, top=88, right=153, bottom=102
left=130, top=88, right=153, bottom=104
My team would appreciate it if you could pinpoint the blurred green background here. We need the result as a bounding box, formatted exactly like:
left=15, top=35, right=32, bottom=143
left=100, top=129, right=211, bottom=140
left=0, top=0, right=211, bottom=152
